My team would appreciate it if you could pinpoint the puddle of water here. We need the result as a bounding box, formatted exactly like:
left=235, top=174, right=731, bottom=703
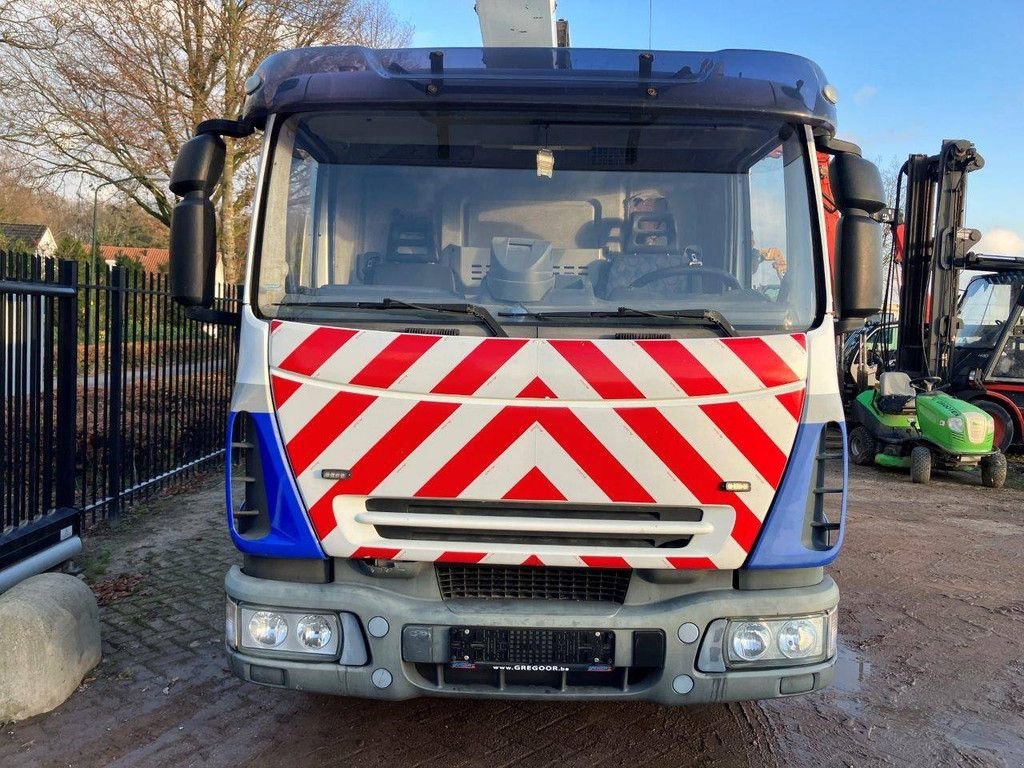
left=832, top=642, right=872, bottom=693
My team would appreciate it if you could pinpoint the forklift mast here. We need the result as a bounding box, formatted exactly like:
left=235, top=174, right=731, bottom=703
left=895, top=140, right=984, bottom=379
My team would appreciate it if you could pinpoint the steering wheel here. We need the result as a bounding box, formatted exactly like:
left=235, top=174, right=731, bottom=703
left=916, top=376, right=943, bottom=393
left=630, top=265, right=743, bottom=291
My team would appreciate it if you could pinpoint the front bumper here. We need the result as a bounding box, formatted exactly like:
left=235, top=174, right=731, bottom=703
left=224, top=565, right=838, bottom=705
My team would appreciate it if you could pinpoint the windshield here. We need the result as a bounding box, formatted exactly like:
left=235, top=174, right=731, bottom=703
left=257, top=110, right=820, bottom=335
left=957, top=278, right=1021, bottom=348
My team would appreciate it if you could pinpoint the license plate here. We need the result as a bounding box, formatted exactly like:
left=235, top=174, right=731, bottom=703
left=448, top=627, right=615, bottom=669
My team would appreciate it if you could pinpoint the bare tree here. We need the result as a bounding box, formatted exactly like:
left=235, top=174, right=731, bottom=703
left=2, top=0, right=412, bottom=281
left=875, top=154, right=903, bottom=266
left=0, top=0, right=56, bottom=51
left=347, top=0, right=413, bottom=48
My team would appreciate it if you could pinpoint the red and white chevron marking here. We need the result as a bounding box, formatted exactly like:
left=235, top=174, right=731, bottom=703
left=267, top=320, right=808, bottom=570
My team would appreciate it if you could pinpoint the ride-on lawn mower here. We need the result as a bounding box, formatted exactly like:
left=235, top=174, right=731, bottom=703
left=848, top=372, right=1006, bottom=487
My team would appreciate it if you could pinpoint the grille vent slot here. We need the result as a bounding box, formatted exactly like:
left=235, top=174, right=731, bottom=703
left=468, top=262, right=589, bottom=284
left=399, top=327, right=461, bottom=335
left=613, top=332, right=671, bottom=340
left=809, top=423, right=844, bottom=549
left=436, top=564, right=631, bottom=603
left=230, top=412, right=270, bottom=539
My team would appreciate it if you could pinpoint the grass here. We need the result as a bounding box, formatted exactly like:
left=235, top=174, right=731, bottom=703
left=82, top=548, right=112, bottom=580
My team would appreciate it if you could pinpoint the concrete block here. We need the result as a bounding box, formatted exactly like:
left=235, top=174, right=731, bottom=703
left=0, top=573, right=101, bottom=722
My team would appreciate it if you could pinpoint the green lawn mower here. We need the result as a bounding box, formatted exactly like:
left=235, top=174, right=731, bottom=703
left=848, top=372, right=1006, bottom=487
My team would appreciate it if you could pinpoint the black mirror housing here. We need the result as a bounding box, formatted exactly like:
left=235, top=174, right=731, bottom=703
left=170, top=134, right=225, bottom=197
left=170, top=196, right=217, bottom=307
left=830, top=154, right=886, bottom=215
left=169, top=133, right=225, bottom=309
left=834, top=214, right=884, bottom=325
left=830, top=154, right=885, bottom=328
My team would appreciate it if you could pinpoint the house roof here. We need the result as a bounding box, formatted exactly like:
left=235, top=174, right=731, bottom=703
left=98, top=245, right=170, bottom=273
left=0, top=223, right=50, bottom=248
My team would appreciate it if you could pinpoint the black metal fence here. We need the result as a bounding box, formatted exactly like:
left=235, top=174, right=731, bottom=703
left=0, top=252, right=239, bottom=568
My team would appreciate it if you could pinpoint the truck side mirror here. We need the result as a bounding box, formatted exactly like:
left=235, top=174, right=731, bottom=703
left=829, top=154, right=885, bottom=331
left=169, top=133, right=225, bottom=309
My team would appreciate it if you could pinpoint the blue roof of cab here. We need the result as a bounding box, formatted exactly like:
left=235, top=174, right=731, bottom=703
left=241, top=46, right=836, bottom=133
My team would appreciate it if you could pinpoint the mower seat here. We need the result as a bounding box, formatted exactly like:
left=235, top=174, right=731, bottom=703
left=876, top=372, right=916, bottom=415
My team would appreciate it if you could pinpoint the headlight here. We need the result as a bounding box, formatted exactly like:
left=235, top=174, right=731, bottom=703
left=731, top=622, right=771, bottom=661
left=777, top=619, right=819, bottom=658
left=296, top=615, right=333, bottom=650
left=726, top=616, right=824, bottom=663
left=239, top=607, right=341, bottom=657
left=699, top=610, right=835, bottom=671
left=248, top=611, right=288, bottom=648
left=946, top=417, right=964, bottom=434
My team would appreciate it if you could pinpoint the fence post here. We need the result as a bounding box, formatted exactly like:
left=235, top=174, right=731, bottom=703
left=106, top=266, right=126, bottom=522
left=55, top=260, right=79, bottom=510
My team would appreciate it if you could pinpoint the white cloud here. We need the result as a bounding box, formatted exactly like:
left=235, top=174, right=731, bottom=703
left=853, top=85, right=878, bottom=105
left=977, top=227, right=1024, bottom=256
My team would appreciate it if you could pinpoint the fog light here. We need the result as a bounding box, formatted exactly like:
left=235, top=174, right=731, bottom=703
left=248, top=611, right=288, bottom=648
left=296, top=615, right=333, bottom=650
left=731, top=622, right=771, bottom=661
left=777, top=619, right=818, bottom=658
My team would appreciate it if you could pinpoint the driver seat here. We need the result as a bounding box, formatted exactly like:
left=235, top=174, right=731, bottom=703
left=602, top=194, right=697, bottom=296
left=875, top=372, right=917, bottom=415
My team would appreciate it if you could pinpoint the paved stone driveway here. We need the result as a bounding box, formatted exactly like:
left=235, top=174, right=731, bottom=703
left=1, top=478, right=773, bottom=768
left=5, top=470, right=1023, bottom=767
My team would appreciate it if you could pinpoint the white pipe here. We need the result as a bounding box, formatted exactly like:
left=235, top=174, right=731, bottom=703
left=0, top=537, right=83, bottom=594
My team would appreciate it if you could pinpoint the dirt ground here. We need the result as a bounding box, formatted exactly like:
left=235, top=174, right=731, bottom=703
left=2, top=461, right=1024, bottom=768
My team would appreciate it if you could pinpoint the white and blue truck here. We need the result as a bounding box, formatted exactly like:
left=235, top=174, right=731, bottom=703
left=167, top=14, right=885, bottom=704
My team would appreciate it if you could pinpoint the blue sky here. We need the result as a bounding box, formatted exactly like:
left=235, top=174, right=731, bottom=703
left=390, top=0, right=1024, bottom=255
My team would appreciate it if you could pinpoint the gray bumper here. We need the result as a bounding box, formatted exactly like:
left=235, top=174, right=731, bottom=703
left=224, top=565, right=838, bottom=705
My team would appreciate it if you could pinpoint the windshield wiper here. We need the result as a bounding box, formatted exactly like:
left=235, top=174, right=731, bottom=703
left=274, top=297, right=508, bottom=337
left=498, top=306, right=738, bottom=337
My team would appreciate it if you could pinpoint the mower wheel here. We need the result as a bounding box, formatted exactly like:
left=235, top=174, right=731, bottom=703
left=910, top=446, right=932, bottom=484
left=981, top=453, right=1007, bottom=489
left=848, top=426, right=877, bottom=466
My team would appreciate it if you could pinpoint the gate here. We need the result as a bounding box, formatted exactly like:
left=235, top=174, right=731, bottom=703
left=0, top=253, right=240, bottom=587
left=0, top=258, right=80, bottom=585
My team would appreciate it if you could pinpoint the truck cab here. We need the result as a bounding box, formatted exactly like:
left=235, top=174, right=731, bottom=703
left=169, top=46, right=884, bottom=704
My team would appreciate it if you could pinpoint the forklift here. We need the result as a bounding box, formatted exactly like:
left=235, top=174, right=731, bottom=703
left=846, top=140, right=1013, bottom=486
left=950, top=269, right=1024, bottom=450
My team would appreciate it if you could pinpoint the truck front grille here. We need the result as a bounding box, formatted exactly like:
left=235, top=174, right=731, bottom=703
left=436, top=564, right=631, bottom=603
